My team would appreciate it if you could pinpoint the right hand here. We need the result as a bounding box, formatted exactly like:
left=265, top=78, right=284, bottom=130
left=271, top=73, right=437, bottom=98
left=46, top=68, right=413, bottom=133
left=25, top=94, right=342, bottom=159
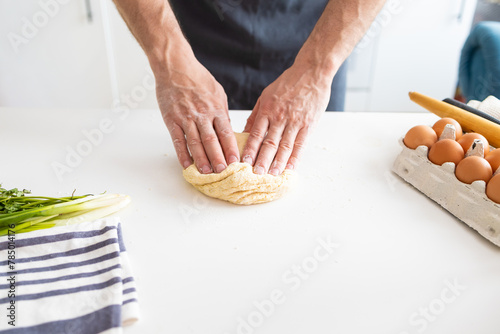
left=155, top=52, right=240, bottom=174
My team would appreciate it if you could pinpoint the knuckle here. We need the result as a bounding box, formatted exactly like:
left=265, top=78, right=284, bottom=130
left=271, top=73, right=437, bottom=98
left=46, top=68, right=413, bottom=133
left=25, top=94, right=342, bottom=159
left=166, top=123, right=179, bottom=134
left=196, top=101, right=225, bottom=115
left=262, top=137, right=279, bottom=150
left=272, top=111, right=286, bottom=123
left=172, top=137, right=185, bottom=148
left=194, top=112, right=210, bottom=124
left=181, top=118, right=195, bottom=129
left=188, top=138, right=202, bottom=147
left=278, top=140, right=293, bottom=152
left=259, top=101, right=274, bottom=113
left=248, top=128, right=266, bottom=141
left=202, top=133, right=219, bottom=145
left=294, top=141, right=306, bottom=152
left=194, top=106, right=209, bottom=116
left=285, top=127, right=297, bottom=135
left=259, top=101, right=278, bottom=116
left=217, top=126, right=233, bottom=138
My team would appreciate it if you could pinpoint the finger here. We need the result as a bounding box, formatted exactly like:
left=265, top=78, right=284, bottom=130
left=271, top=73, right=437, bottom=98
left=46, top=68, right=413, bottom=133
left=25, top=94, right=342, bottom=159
left=241, top=114, right=269, bottom=166
left=243, top=98, right=260, bottom=133
left=268, top=125, right=298, bottom=176
left=168, top=123, right=193, bottom=169
left=253, top=123, right=285, bottom=175
left=184, top=122, right=213, bottom=174
left=214, top=116, right=239, bottom=165
left=197, top=120, right=228, bottom=173
left=286, top=126, right=309, bottom=171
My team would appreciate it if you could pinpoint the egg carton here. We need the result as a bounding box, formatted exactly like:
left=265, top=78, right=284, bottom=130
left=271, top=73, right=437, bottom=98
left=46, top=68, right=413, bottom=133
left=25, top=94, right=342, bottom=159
left=392, top=139, right=500, bottom=247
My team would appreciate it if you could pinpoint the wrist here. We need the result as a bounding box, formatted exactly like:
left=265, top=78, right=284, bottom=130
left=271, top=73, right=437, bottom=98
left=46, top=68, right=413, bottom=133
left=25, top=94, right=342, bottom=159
left=148, top=34, right=196, bottom=79
left=293, top=47, right=339, bottom=87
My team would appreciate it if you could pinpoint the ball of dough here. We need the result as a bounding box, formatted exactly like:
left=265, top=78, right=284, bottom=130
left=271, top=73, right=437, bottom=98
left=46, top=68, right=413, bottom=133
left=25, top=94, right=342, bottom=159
left=182, top=132, right=295, bottom=205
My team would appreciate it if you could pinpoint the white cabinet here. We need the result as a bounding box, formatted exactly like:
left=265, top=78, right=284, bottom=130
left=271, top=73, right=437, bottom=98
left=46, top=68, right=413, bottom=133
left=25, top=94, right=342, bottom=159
left=0, top=0, right=115, bottom=108
left=0, top=0, right=157, bottom=109
left=102, top=1, right=158, bottom=110
left=345, top=0, right=478, bottom=112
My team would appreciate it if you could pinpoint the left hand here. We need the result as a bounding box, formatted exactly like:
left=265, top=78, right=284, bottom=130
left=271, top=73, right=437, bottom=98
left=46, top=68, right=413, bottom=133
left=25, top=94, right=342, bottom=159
left=241, top=62, right=334, bottom=175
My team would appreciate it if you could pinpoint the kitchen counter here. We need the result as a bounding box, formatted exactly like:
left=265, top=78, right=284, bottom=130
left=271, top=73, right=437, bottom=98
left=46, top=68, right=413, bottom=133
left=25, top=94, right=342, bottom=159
left=1, top=108, right=499, bottom=334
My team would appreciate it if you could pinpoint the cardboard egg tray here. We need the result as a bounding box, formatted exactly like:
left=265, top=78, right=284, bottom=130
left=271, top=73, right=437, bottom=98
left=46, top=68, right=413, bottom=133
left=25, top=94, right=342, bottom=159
left=392, top=139, right=500, bottom=247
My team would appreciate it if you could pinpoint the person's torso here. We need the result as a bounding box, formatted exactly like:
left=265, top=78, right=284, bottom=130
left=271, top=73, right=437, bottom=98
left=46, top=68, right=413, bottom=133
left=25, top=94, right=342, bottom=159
left=170, top=0, right=328, bottom=60
left=168, top=0, right=346, bottom=110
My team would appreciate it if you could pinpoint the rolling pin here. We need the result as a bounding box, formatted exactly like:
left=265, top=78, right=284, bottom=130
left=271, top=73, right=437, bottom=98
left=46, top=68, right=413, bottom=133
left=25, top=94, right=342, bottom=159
left=442, top=98, right=500, bottom=125
left=409, top=91, right=500, bottom=148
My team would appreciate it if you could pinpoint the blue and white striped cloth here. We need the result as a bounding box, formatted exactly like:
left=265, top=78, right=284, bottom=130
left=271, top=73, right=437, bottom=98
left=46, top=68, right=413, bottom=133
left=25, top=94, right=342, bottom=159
left=0, top=217, right=139, bottom=333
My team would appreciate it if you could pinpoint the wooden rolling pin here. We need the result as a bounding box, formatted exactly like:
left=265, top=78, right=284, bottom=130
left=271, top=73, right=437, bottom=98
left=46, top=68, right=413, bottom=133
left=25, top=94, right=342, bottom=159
left=409, top=91, right=500, bottom=148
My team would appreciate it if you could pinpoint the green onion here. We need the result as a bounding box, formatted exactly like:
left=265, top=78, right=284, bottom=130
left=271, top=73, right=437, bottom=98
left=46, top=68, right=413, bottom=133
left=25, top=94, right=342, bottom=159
left=0, top=186, right=130, bottom=236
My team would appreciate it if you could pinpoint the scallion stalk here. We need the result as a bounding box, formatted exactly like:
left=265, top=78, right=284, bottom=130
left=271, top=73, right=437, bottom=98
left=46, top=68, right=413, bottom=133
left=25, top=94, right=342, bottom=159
left=0, top=186, right=130, bottom=236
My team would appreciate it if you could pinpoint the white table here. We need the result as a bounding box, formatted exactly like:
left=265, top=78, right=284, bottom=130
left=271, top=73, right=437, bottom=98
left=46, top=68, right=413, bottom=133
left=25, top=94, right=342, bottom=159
left=1, top=108, right=499, bottom=334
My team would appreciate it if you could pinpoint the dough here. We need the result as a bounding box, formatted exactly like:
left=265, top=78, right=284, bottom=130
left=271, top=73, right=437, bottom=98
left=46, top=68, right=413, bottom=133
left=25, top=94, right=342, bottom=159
left=183, top=132, right=294, bottom=205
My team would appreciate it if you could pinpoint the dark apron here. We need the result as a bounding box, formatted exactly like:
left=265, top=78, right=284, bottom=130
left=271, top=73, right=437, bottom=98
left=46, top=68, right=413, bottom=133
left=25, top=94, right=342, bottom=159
left=169, top=0, right=347, bottom=111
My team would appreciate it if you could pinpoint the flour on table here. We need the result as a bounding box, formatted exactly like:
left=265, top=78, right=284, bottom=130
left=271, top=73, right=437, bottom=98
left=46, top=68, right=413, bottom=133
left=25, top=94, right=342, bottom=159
left=183, top=132, right=294, bottom=205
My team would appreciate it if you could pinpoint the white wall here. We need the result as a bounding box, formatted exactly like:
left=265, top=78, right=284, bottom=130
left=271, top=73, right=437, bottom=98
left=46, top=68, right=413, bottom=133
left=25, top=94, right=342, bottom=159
left=0, top=0, right=114, bottom=108
left=345, top=0, right=478, bottom=112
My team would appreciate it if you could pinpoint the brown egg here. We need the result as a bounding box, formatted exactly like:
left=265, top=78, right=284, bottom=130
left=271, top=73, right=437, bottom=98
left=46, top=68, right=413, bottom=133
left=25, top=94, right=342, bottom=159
left=485, top=149, right=500, bottom=173
left=455, top=156, right=492, bottom=184
left=403, top=125, right=437, bottom=149
left=457, top=133, right=490, bottom=155
left=432, top=118, right=463, bottom=139
left=428, top=139, right=464, bottom=166
left=486, top=173, right=500, bottom=204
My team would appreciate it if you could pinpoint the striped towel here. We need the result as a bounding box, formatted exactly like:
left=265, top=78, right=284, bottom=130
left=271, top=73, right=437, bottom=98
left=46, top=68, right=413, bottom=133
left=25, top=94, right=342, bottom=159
left=0, top=217, right=139, bottom=334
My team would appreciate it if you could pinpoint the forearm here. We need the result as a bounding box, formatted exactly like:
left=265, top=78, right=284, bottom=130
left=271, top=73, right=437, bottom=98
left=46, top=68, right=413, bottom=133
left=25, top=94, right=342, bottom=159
left=112, top=0, right=193, bottom=75
left=113, top=0, right=238, bottom=173
left=295, top=0, right=387, bottom=80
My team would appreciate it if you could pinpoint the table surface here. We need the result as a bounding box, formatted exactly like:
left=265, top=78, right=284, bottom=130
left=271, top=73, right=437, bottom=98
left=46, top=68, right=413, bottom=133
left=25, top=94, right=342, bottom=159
left=1, top=108, right=499, bottom=334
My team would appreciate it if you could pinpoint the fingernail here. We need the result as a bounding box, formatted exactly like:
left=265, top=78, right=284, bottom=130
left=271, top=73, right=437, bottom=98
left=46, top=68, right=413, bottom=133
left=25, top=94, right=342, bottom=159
left=254, top=166, right=264, bottom=175
left=183, top=160, right=192, bottom=169
left=269, top=168, right=279, bottom=176
left=243, top=156, right=253, bottom=165
left=286, top=163, right=294, bottom=170
left=228, top=155, right=238, bottom=164
left=215, top=164, right=226, bottom=173
left=200, top=165, right=213, bottom=174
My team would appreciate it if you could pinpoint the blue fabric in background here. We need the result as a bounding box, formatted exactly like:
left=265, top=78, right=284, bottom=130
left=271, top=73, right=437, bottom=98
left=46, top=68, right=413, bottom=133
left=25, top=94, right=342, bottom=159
left=459, top=21, right=500, bottom=101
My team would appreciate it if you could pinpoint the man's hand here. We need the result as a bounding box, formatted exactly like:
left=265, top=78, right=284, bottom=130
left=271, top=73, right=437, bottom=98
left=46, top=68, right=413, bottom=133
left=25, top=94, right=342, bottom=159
left=112, top=0, right=239, bottom=174
left=242, top=0, right=386, bottom=175
left=241, top=62, right=332, bottom=176
left=156, top=53, right=239, bottom=174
